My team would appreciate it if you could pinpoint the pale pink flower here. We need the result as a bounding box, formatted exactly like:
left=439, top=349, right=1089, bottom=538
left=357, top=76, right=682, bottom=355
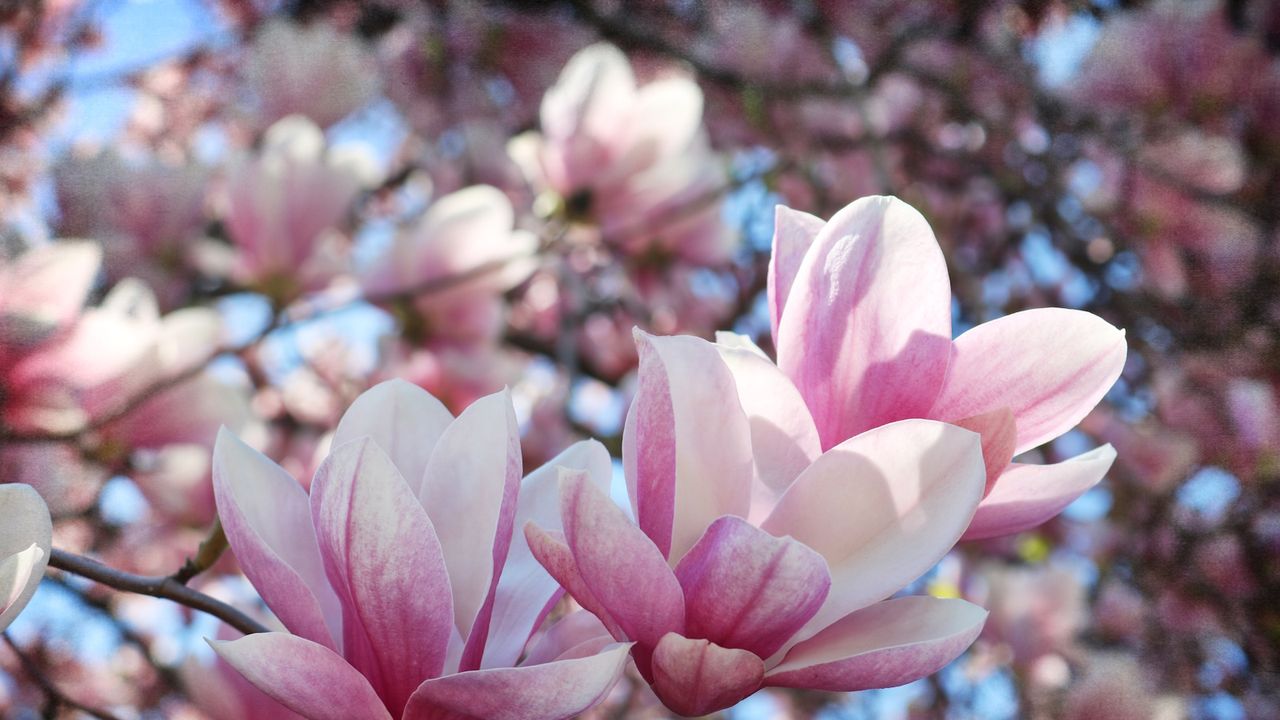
left=1063, top=654, right=1182, bottom=720
left=0, top=241, right=100, bottom=360
left=210, top=380, right=630, bottom=719
left=0, top=484, right=51, bottom=632
left=361, top=185, right=537, bottom=350
left=972, top=562, right=1087, bottom=667
left=54, top=152, right=209, bottom=307
left=1081, top=409, right=1197, bottom=493
left=509, top=43, right=735, bottom=265
left=1068, top=0, right=1266, bottom=120
left=0, top=443, right=107, bottom=517
left=528, top=331, right=989, bottom=716
left=245, top=19, right=379, bottom=129
left=223, top=117, right=366, bottom=300
left=762, top=196, right=1126, bottom=539
left=1, top=251, right=160, bottom=435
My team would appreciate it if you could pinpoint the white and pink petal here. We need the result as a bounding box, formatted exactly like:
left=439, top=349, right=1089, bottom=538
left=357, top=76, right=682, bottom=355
left=775, top=196, right=953, bottom=448
left=310, top=438, right=454, bottom=715
left=930, top=308, right=1127, bottom=455
left=212, top=429, right=341, bottom=649
left=762, top=420, right=985, bottom=641
left=765, top=596, right=986, bottom=691
left=963, top=444, right=1117, bottom=540
left=209, top=633, right=392, bottom=720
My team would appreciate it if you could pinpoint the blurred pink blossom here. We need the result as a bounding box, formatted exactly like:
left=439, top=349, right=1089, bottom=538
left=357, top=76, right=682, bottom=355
left=509, top=43, right=735, bottom=265
left=245, top=19, right=379, bottom=129
left=222, top=116, right=370, bottom=301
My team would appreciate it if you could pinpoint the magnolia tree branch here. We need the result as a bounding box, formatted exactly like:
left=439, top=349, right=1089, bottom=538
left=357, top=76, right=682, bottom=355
left=47, top=549, right=270, bottom=636
left=170, top=519, right=228, bottom=585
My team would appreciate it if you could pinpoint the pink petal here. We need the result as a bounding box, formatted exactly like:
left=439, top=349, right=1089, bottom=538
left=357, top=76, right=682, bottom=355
left=560, top=467, right=685, bottom=674
left=952, top=407, right=1017, bottom=496
left=523, top=524, right=623, bottom=640
left=618, top=78, right=704, bottom=168
left=310, top=438, right=454, bottom=715
left=775, top=196, right=953, bottom=449
left=675, top=516, right=829, bottom=659
left=963, top=445, right=1117, bottom=540
left=650, top=633, right=765, bottom=717
left=761, top=420, right=985, bottom=639
left=767, top=205, right=825, bottom=337
left=930, top=308, right=1127, bottom=455
left=623, top=330, right=753, bottom=562
left=0, top=241, right=101, bottom=340
left=0, top=546, right=44, bottom=631
left=361, top=186, right=518, bottom=295
left=484, top=440, right=612, bottom=670
left=402, top=643, right=631, bottom=720
left=0, top=484, right=51, bottom=631
left=714, top=332, right=821, bottom=494
left=419, top=389, right=522, bottom=671
left=332, top=380, right=454, bottom=496
left=520, top=611, right=614, bottom=667
left=540, top=43, right=635, bottom=143
left=212, top=429, right=341, bottom=649
left=765, top=596, right=986, bottom=691
left=209, top=633, right=391, bottom=720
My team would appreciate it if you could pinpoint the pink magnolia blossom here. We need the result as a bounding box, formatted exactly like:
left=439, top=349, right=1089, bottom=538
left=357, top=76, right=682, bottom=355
left=528, top=331, right=990, bottom=716
left=0, top=241, right=100, bottom=360
left=54, top=151, right=209, bottom=308
left=1063, top=653, right=1183, bottom=720
left=245, top=19, right=379, bottom=129
left=971, top=562, right=1087, bottom=669
left=763, top=196, right=1126, bottom=539
left=223, top=116, right=367, bottom=300
left=361, top=185, right=537, bottom=350
left=0, top=244, right=162, bottom=435
left=0, top=483, right=51, bottom=632
left=209, top=380, right=630, bottom=720
left=509, top=43, right=735, bottom=265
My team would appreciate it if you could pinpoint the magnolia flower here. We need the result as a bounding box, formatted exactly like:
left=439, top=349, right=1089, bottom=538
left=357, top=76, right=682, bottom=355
left=0, top=241, right=100, bottom=359
left=509, top=43, right=734, bottom=264
left=0, top=244, right=160, bottom=435
left=361, top=185, right=537, bottom=349
left=224, top=116, right=368, bottom=300
left=528, top=332, right=989, bottom=716
left=1, top=484, right=52, bottom=632
left=762, top=196, right=1126, bottom=539
left=245, top=19, right=379, bottom=129
left=54, top=152, right=208, bottom=307
left=210, top=380, right=630, bottom=720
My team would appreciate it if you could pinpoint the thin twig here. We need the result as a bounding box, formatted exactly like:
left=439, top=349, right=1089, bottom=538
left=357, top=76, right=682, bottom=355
left=47, top=549, right=269, bottom=636
left=170, top=518, right=228, bottom=585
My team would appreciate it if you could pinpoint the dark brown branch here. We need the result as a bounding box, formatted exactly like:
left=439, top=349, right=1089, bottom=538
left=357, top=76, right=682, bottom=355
left=47, top=549, right=270, bottom=636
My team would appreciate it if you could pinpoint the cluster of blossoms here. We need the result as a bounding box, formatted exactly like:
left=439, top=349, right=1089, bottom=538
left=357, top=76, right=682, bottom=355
left=0, top=192, right=1121, bottom=717
left=3, top=0, right=1278, bottom=717
left=0, top=195, right=1122, bottom=718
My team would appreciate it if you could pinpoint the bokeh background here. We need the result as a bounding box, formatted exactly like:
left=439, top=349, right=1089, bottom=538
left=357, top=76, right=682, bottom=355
left=0, top=0, right=1277, bottom=718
